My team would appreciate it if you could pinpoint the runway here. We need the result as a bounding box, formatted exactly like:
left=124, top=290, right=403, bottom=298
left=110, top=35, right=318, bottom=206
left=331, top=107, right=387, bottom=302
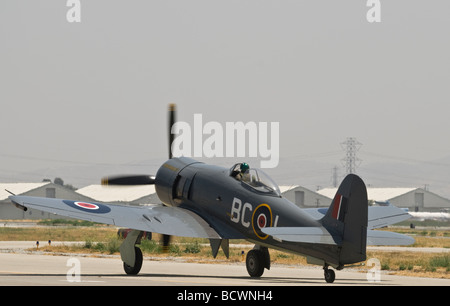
left=0, top=252, right=448, bottom=286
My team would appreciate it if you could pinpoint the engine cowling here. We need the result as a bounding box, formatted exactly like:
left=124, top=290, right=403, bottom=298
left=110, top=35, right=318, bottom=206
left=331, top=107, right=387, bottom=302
left=155, top=157, right=202, bottom=207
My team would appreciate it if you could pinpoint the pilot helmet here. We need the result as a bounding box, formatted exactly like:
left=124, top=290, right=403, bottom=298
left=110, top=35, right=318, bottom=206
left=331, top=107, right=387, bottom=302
left=240, top=162, right=249, bottom=173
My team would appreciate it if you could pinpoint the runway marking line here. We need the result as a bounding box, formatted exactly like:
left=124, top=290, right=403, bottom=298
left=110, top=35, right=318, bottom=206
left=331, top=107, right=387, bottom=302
left=59, top=280, right=105, bottom=283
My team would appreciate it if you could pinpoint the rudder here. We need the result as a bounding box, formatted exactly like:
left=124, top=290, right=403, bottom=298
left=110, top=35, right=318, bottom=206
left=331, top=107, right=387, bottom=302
left=321, top=174, right=368, bottom=266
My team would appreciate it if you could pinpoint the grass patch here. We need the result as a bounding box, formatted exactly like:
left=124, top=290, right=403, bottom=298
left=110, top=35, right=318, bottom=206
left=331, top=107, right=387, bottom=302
left=183, top=241, right=201, bottom=254
left=83, top=237, right=121, bottom=254
left=428, top=255, right=450, bottom=271
left=38, top=219, right=100, bottom=227
left=0, top=226, right=117, bottom=242
left=366, top=251, right=450, bottom=278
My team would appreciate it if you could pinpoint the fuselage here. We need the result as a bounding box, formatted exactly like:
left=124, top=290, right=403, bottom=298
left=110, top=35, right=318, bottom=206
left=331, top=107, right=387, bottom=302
left=155, top=157, right=340, bottom=264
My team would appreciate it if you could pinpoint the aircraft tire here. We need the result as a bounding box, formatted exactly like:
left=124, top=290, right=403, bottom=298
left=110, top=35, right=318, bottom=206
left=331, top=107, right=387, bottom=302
left=324, top=268, right=335, bottom=283
left=123, top=246, right=143, bottom=275
left=246, top=250, right=264, bottom=277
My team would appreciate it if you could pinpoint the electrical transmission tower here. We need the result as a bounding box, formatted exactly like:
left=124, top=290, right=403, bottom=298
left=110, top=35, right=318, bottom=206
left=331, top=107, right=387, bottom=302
left=341, top=137, right=362, bottom=175
left=331, top=166, right=339, bottom=188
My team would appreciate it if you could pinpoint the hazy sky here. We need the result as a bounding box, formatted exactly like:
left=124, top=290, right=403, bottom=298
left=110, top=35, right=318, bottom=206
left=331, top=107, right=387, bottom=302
left=1, top=1, right=450, bottom=192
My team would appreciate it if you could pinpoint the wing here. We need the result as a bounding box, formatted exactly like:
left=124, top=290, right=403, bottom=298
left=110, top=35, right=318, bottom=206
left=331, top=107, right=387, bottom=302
left=366, top=206, right=412, bottom=229
left=302, top=205, right=411, bottom=229
left=9, top=196, right=220, bottom=239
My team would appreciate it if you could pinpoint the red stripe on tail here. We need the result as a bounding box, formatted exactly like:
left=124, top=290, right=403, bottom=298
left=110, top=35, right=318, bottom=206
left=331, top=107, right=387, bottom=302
left=332, top=194, right=342, bottom=220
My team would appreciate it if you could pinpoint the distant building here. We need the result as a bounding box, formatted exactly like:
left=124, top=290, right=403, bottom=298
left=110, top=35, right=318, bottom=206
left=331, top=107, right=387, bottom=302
left=0, top=182, right=95, bottom=220
left=76, top=185, right=161, bottom=205
left=280, top=185, right=332, bottom=208
left=318, top=187, right=450, bottom=212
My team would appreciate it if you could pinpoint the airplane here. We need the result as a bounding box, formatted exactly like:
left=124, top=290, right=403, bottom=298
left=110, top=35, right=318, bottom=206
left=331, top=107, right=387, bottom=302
left=409, top=211, right=450, bottom=221
left=8, top=104, right=414, bottom=283
left=375, top=200, right=450, bottom=221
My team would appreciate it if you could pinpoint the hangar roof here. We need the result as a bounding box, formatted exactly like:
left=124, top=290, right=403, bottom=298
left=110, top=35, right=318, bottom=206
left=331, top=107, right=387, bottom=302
left=0, top=183, right=50, bottom=201
left=318, top=187, right=417, bottom=201
left=279, top=185, right=299, bottom=193
left=76, top=184, right=156, bottom=202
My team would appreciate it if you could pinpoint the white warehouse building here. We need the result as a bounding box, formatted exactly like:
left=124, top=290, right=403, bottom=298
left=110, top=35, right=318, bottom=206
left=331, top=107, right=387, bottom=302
left=0, top=182, right=95, bottom=219
left=317, top=187, right=450, bottom=212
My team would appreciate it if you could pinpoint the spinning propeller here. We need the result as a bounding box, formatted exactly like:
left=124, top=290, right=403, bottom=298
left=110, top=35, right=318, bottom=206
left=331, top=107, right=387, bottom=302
left=101, top=103, right=177, bottom=252
left=101, top=175, right=155, bottom=186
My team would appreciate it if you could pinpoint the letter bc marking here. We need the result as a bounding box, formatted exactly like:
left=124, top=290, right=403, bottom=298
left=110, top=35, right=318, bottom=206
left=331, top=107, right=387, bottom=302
left=230, top=197, right=242, bottom=223
left=230, top=198, right=277, bottom=240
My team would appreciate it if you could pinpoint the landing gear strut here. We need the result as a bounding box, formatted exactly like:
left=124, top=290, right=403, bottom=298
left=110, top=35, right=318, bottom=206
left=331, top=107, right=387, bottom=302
left=246, top=246, right=270, bottom=278
left=120, top=230, right=144, bottom=275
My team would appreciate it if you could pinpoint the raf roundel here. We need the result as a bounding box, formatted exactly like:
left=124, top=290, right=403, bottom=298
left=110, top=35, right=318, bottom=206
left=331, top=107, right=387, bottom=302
left=74, top=202, right=99, bottom=210
left=251, top=204, right=272, bottom=240
left=257, top=214, right=267, bottom=229
left=63, top=200, right=111, bottom=214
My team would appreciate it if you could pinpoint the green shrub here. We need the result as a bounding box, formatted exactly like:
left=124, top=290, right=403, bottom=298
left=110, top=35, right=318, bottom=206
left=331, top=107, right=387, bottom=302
left=184, top=241, right=201, bottom=254
left=83, top=237, right=120, bottom=254
left=429, top=255, right=450, bottom=269
left=140, top=239, right=160, bottom=253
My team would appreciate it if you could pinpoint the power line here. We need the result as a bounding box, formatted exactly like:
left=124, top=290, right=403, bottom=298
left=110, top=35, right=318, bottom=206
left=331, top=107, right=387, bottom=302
left=360, top=151, right=450, bottom=168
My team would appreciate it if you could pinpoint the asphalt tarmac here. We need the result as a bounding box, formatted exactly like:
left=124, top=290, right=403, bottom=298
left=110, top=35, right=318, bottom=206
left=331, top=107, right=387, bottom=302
left=0, top=252, right=449, bottom=286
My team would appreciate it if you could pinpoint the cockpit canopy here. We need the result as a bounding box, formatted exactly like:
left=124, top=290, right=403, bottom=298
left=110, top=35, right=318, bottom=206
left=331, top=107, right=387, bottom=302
left=230, top=163, right=281, bottom=196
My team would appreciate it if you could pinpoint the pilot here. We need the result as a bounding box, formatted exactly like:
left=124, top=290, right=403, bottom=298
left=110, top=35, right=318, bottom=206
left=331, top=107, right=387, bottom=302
left=236, top=162, right=250, bottom=182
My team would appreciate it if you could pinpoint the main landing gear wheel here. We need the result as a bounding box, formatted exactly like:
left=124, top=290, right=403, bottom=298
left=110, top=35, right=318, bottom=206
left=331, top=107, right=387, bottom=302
left=324, top=266, right=335, bottom=283
left=246, top=249, right=265, bottom=277
left=123, top=246, right=143, bottom=275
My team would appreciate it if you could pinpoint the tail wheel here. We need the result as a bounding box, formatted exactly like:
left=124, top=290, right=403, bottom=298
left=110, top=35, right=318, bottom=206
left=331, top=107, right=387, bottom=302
left=324, top=268, right=335, bottom=283
left=246, top=250, right=264, bottom=277
left=123, top=246, right=143, bottom=275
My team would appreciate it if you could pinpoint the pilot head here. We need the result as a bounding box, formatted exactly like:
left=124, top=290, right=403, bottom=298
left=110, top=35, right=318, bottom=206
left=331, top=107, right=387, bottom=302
left=240, top=162, right=249, bottom=173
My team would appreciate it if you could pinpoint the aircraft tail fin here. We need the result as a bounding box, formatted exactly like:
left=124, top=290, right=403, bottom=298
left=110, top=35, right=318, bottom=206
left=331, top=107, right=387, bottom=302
left=321, top=174, right=368, bottom=265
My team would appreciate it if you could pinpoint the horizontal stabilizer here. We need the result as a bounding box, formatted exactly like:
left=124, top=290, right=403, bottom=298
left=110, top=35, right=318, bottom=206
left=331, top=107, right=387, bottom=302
left=302, top=205, right=411, bottom=229
left=262, top=227, right=341, bottom=245
left=367, top=230, right=415, bottom=246
left=263, top=227, right=414, bottom=246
